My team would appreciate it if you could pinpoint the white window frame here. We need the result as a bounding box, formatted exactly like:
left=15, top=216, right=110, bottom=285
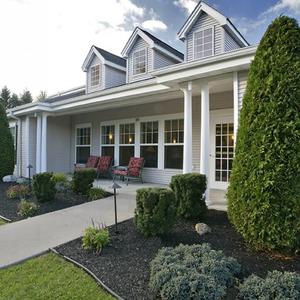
left=140, top=120, right=159, bottom=169
left=75, top=123, right=92, bottom=164
left=90, top=64, right=101, bottom=87
left=132, top=47, right=147, bottom=76
left=100, top=124, right=115, bottom=158
left=193, top=26, right=215, bottom=60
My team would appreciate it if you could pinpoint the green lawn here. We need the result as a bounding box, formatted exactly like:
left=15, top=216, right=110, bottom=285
left=0, top=253, right=115, bottom=300
left=0, top=218, right=6, bottom=225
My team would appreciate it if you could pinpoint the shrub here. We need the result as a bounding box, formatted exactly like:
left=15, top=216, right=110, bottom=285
left=18, top=200, right=38, bottom=218
left=238, top=271, right=300, bottom=300
left=72, top=169, right=96, bottom=195
left=88, top=188, right=106, bottom=201
left=134, top=188, right=176, bottom=237
left=170, top=173, right=207, bottom=219
left=82, top=223, right=109, bottom=253
left=32, top=172, right=56, bottom=202
left=0, top=103, right=14, bottom=179
left=6, top=185, right=30, bottom=199
left=150, top=243, right=241, bottom=300
left=227, top=16, right=300, bottom=252
left=52, top=173, right=69, bottom=193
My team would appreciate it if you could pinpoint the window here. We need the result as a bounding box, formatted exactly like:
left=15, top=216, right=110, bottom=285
left=194, top=27, right=213, bottom=59
left=119, top=123, right=135, bottom=165
left=164, top=119, right=184, bottom=169
left=90, top=64, right=101, bottom=87
left=76, top=126, right=91, bottom=164
left=140, top=121, right=158, bottom=168
left=132, top=48, right=146, bottom=75
left=101, top=125, right=115, bottom=161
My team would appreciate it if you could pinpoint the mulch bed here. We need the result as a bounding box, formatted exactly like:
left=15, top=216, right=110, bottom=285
left=0, top=182, right=111, bottom=222
left=55, top=210, right=300, bottom=300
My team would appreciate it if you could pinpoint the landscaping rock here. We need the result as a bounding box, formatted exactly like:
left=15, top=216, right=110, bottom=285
left=2, top=175, right=17, bottom=183
left=16, top=177, right=29, bottom=184
left=195, top=223, right=211, bottom=236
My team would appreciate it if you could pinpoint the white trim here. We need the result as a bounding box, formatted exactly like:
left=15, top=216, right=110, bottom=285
left=233, top=71, right=239, bottom=143
left=25, top=116, right=30, bottom=177
left=193, top=26, right=215, bottom=61
left=74, top=123, right=92, bottom=164
left=132, top=47, right=147, bottom=77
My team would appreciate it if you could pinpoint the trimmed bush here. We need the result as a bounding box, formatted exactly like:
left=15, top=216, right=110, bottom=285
left=18, top=200, right=38, bottom=218
left=0, top=103, right=14, bottom=179
left=32, top=172, right=56, bottom=202
left=82, top=223, right=109, bottom=253
left=170, top=173, right=207, bottom=219
left=227, top=16, right=300, bottom=252
left=150, top=243, right=241, bottom=300
left=134, top=188, right=176, bottom=237
left=6, top=185, right=30, bottom=200
left=72, top=169, right=96, bottom=195
left=52, top=173, right=69, bottom=193
left=238, top=271, right=300, bottom=300
left=88, top=188, right=106, bottom=201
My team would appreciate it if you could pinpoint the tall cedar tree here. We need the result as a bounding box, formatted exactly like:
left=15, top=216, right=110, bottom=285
left=227, top=16, right=300, bottom=253
left=8, top=93, right=20, bottom=108
left=20, top=90, right=33, bottom=105
left=0, top=86, right=11, bottom=109
left=0, top=103, right=15, bottom=178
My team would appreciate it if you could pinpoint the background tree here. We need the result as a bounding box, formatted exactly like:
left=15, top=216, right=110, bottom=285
left=0, top=103, right=15, bottom=179
left=20, top=89, right=33, bottom=105
left=0, top=86, right=11, bottom=109
left=227, top=16, right=300, bottom=253
left=7, top=93, right=20, bottom=109
left=36, top=90, right=47, bottom=102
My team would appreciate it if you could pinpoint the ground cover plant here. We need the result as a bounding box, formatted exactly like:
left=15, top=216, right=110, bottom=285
left=88, top=187, right=106, bottom=201
left=227, top=16, right=300, bottom=253
left=0, top=218, right=6, bottom=225
left=6, top=184, right=30, bottom=200
left=0, top=253, right=114, bottom=300
left=17, top=200, right=38, bottom=218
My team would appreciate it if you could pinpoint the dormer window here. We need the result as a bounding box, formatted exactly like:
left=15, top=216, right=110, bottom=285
left=90, top=64, right=101, bottom=86
left=194, top=27, right=214, bottom=59
left=132, top=48, right=146, bottom=75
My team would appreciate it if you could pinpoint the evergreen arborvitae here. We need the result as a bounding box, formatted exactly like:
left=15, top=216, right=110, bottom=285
left=0, top=104, right=15, bottom=179
left=0, top=86, right=11, bottom=109
left=8, top=93, right=20, bottom=108
left=227, top=16, right=300, bottom=253
left=20, top=89, right=33, bottom=105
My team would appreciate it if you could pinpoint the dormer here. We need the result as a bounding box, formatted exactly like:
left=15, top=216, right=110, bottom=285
left=178, top=1, right=249, bottom=62
left=121, top=27, right=184, bottom=83
left=82, top=46, right=126, bottom=93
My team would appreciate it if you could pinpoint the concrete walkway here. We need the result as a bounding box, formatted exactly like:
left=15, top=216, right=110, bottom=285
left=0, top=181, right=162, bottom=268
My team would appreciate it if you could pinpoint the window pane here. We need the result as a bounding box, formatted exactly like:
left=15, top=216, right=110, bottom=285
left=76, top=147, right=90, bottom=164
left=164, top=119, right=184, bottom=144
left=165, top=146, right=183, bottom=169
left=119, top=146, right=134, bottom=166
left=141, top=146, right=158, bottom=168
left=102, top=146, right=114, bottom=162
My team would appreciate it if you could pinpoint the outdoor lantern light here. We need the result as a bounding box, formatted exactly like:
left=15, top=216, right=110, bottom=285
left=111, top=181, right=122, bottom=234
left=109, top=133, right=113, bottom=140
left=27, top=164, right=33, bottom=190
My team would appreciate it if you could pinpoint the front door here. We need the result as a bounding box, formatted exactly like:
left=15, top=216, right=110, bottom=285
left=210, top=111, right=234, bottom=190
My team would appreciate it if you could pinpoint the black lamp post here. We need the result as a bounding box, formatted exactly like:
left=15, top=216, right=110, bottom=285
left=110, top=181, right=121, bottom=234
left=27, top=164, right=33, bottom=190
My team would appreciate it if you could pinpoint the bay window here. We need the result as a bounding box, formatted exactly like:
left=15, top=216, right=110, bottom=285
left=76, top=126, right=91, bottom=164
left=101, top=125, right=115, bottom=161
left=119, top=123, right=135, bottom=165
left=164, top=119, right=184, bottom=169
left=140, top=121, right=158, bottom=168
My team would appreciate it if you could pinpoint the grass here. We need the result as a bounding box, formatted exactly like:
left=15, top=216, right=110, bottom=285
left=0, top=253, right=115, bottom=300
left=0, top=218, right=6, bottom=225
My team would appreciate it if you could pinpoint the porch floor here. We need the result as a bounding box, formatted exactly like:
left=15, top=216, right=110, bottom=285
left=94, top=179, right=227, bottom=211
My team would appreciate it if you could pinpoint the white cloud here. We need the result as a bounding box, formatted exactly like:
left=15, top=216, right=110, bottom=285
left=173, top=0, right=197, bottom=14
left=0, top=0, right=146, bottom=97
left=268, top=0, right=300, bottom=15
left=141, top=20, right=168, bottom=32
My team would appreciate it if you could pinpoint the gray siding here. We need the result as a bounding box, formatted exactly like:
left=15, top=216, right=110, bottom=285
left=127, top=36, right=153, bottom=83
left=186, top=12, right=223, bottom=62
left=154, top=50, right=178, bottom=69
left=105, top=66, right=126, bottom=89
left=224, top=30, right=241, bottom=51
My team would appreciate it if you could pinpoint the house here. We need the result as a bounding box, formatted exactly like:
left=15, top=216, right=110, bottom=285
left=7, top=1, right=256, bottom=205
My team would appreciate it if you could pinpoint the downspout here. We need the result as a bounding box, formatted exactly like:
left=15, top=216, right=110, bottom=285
left=8, top=112, right=22, bottom=177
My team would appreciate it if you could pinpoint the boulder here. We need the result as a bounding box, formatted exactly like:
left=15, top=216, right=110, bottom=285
left=2, top=175, right=17, bottom=183
left=195, top=223, right=211, bottom=236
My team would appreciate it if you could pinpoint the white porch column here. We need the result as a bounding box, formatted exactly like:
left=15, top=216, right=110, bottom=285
left=200, top=82, right=210, bottom=177
left=233, top=71, right=239, bottom=144
left=36, top=115, right=42, bottom=173
left=182, top=81, right=193, bottom=173
left=25, top=116, right=30, bottom=177
left=134, top=120, right=140, bottom=157
left=40, top=113, right=48, bottom=172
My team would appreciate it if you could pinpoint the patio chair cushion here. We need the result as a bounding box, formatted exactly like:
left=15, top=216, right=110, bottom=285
left=86, top=156, right=99, bottom=168
left=113, top=169, right=128, bottom=176
left=128, top=157, right=144, bottom=177
left=97, top=156, right=112, bottom=173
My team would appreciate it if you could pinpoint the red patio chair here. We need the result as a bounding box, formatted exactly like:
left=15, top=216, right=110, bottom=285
left=95, top=156, right=113, bottom=179
left=113, top=157, right=145, bottom=185
left=74, top=155, right=99, bottom=172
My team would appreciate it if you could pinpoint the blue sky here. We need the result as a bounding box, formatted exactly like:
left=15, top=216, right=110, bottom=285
left=0, top=0, right=299, bottom=98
